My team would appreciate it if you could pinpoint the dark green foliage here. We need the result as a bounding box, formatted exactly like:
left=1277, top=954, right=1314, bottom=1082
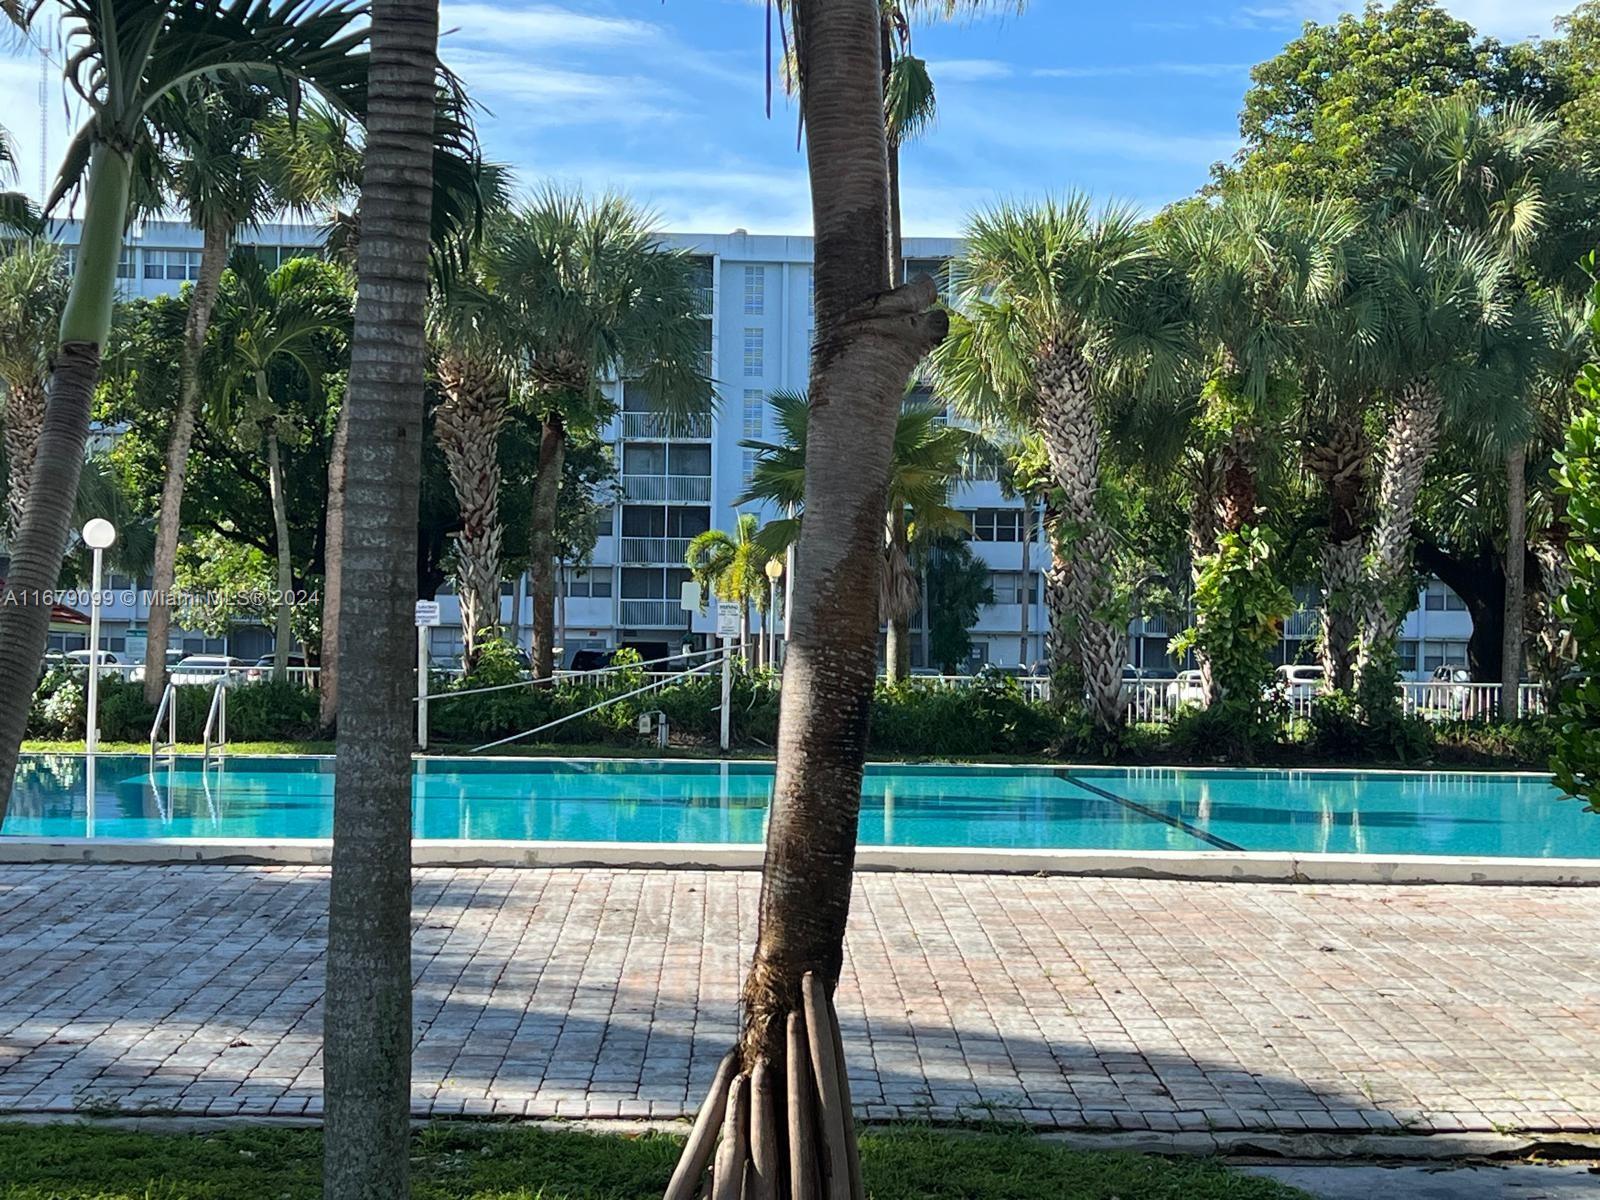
left=28, top=674, right=319, bottom=744
left=924, top=536, right=994, bottom=673
left=1306, top=691, right=1433, bottom=764
left=871, top=676, right=1064, bottom=757
left=1552, top=406, right=1600, bottom=812
left=0, top=1121, right=1309, bottom=1200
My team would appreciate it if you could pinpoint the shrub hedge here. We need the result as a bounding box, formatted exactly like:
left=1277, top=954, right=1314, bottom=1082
left=26, top=667, right=1561, bottom=769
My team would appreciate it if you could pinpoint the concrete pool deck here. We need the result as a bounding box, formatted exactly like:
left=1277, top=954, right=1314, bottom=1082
left=0, top=864, right=1596, bottom=1134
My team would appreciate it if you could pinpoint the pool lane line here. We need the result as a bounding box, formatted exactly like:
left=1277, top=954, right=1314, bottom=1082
left=1054, top=770, right=1245, bottom=852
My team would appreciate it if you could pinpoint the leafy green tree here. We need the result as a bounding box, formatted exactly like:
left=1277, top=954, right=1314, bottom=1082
left=203, top=253, right=352, bottom=680
left=1231, top=0, right=1558, bottom=201
left=0, top=0, right=369, bottom=818
left=924, top=534, right=992, bottom=672
left=1552, top=404, right=1600, bottom=814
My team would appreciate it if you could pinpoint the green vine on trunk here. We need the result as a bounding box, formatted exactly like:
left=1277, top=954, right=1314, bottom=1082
left=1552, top=407, right=1600, bottom=812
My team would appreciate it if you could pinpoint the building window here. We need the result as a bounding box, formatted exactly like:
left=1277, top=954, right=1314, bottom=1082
left=988, top=572, right=1039, bottom=605
left=970, top=508, right=1023, bottom=542
left=743, top=265, right=765, bottom=315
left=742, top=389, right=765, bottom=438
left=1421, top=639, right=1469, bottom=673
left=742, top=328, right=764, bottom=377
left=564, top=568, right=613, bottom=598
left=144, top=248, right=202, bottom=282
left=116, top=246, right=136, bottom=279
left=1398, top=640, right=1419, bottom=675
left=61, top=245, right=78, bottom=275
left=1424, top=580, right=1467, bottom=612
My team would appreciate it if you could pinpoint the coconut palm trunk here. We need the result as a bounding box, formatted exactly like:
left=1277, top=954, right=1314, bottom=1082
left=1033, top=339, right=1122, bottom=731
left=319, top=403, right=348, bottom=727
left=435, top=352, right=507, bottom=670
left=882, top=507, right=915, bottom=681
left=323, top=1, right=438, bottom=1195
left=0, top=142, right=131, bottom=818
left=664, top=2, right=945, bottom=1194
left=1500, top=442, right=1527, bottom=718
left=144, top=217, right=232, bottom=702
left=1307, top=417, right=1367, bottom=692
left=2, top=379, right=44, bottom=538
left=1355, top=379, right=1445, bottom=700
left=263, top=413, right=295, bottom=680
left=527, top=409, right=565, bottom=680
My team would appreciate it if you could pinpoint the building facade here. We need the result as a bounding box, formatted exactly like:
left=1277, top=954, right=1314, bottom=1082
left=14, top=222, right=1472, bottom=678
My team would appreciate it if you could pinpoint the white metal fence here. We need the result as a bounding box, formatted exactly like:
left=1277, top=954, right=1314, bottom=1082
left=1122, top=680, right=1552, bottom=725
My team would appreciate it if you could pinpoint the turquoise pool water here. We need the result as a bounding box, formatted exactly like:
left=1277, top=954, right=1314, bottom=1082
left=4, top=755, right=1596, bottom=859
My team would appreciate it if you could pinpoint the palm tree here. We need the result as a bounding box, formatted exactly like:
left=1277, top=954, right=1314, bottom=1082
left=429, top=259, right=512, bottom=670
left=203, top=253, right=352, bottom=680
left=1350, top=220, right=1520, bottom=708
left=480, top=189, right=712, bottom=680
left=0, top=0, right=369, bottom=818
left=0, top=242, right=69, bottom=539
left=931, top=195, right=1188, bottom=730
left=737, top=388, right=969, bottom=679
left=323, top=2, right=447, bottom=1196
left=665, top=3, right=947, bottom=1194
left=685, top=513, right=770, bottom=662
left=142, top=78, right=280, bottom=702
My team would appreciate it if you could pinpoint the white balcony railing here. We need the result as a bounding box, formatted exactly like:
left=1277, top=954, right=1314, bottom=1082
left=621, top=474, right=712, bottom=503
left=619, top=536, right=693, bottom=565
left=621, top=412, right=711, bottom=440
left=617, top=599, right=683, bottom=627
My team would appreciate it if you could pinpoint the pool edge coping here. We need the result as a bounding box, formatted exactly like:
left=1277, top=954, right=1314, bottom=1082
left=3, top=837, right=1598, bottom=884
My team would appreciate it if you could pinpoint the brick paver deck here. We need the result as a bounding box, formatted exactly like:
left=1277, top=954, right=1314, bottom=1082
left=0, top=865, right=1596, bottom=1133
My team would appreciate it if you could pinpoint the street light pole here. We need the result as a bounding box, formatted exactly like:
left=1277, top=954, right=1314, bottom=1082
left=765, top=557, right=785, bottom=670
left=81, top=519, right=117, bottom=754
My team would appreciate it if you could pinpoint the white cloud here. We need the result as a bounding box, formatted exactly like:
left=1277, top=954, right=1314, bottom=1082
left=442, top=48, right=681, bottom=126
left=924, top=58, right=1016, bottom=82
left=1033, top=62, right=1248, bottom=80
left=440, top=2, right=659, bottom=49
left=1245, top=1, right=1567, bottom=39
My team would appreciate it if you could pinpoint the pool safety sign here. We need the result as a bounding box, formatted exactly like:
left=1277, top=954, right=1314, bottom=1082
left=716, top=600, right=741, bottom=640
left=414, top=599, right=441, bottom=628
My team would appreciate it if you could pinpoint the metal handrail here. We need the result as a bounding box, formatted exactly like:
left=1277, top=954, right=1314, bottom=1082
left=201, top=681, right=227, bottom=768
left=469, top=652, right=727, bottom=754
left=149, top=682, right=179, bottom=761
left=427, top=645, right=726, bottom=704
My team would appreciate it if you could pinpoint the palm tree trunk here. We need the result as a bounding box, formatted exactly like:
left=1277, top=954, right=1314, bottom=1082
left=323, top=2, right=438, bottom=1196
left=1018, top=496, right=1032, bottom=669
left=1187, top=456, right=1220, bottom=696
left=264, top=416, right=295, bottom=682
left=1355, top=379, right=1445, bottom=705
left=319, top=403, right=349, bottom=728
left=1033, top=339, right=1122, bottom=732
left=1500, top=441, right=1527, bottom=718
left=884, top=507, right=913, bottom=682
left=435, top=351, right=507, bottom=671
left=1042, top=504, right=1076, bottom=690
left=0, top=141, right=131, bottom=819
left=145, top=217, right=232, bottom=703
left=1529, top=526, right=1575, bottom=697
left=1309, top=418, right=1367, bottom=693
left=667, top=2, right=946, bottom=1192
left=527, top=409, right=565, bottom=681
left=2, top=379, right=44, bottom=539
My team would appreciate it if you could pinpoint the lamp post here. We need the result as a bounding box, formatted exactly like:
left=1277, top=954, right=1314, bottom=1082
left=765, top=557, right=785, bottom=669
left=81, top=518, right=117, bottom=753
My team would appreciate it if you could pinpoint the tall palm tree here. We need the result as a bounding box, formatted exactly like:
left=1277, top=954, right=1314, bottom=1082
left=323, top=1, right=447, bottom=1196
left=203, top=252, right=352, bottom=680
left=143, top=78, right=280, bottom=703
left=480, top=189, right=712, bottom=680
left=737, top=388, right=969, bottom=679
left=429, top=258, right=512, bottom=670
left=0, top=0, right=369, bottom=818
left=932, top=195, right=1188, bottom=730
left=665, top=3, right=947, bottom=1194
left=685, top=512, right=770, bottom=662
left=0, top=242, right=69, bottom=539
left=1350, top=220, right=1519, bottom=707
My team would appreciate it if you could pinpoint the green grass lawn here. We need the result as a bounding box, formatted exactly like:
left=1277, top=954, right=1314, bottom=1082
left=0, top=1122, right=1309, bottom=1199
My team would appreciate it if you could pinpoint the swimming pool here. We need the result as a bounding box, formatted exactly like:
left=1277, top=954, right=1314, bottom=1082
left=3, top=754, right=1596, bottom=861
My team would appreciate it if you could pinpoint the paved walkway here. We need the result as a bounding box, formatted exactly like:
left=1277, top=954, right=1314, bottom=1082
left=0, top=865, right=1596, bottom=1134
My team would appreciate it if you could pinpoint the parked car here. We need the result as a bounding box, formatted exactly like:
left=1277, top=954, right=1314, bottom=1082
left=1275, top=663, right=1327, bottom=703
left=1165, top=669, right=1208, bottom=708
left=566, top=648, right=616, bottom=673
left=169, top=655, right=248, bottom=686
left=63, top=649, right=119, bottom=675
left=129, top=648, right=187, bottom=685
left=245, top=654, right=308, bottom=683
left=1417, top=665, right=1474, bottom=715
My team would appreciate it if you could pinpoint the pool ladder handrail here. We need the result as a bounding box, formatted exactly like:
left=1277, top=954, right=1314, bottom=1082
left=201, top=681, right=227, bottom=769
left=149, top=682, right=180, bottom=762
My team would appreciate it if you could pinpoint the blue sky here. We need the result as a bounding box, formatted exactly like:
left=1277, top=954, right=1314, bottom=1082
left=0, top=1, right=1574, bottom=235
